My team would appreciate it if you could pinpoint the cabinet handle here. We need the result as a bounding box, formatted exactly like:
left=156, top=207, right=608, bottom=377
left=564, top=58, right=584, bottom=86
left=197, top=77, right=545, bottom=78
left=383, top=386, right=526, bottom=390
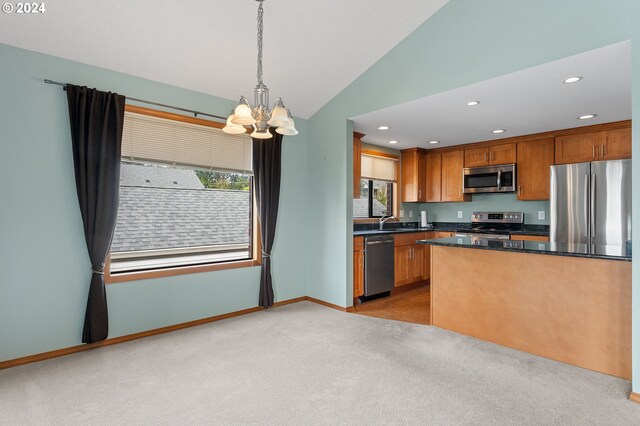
left=484, top=152, right=488, bottom=163
left=592, top=145, right=596, bottom=159
left=601, top=145, right=605, bottom=158
left=518, top=185, right=521, bottom=196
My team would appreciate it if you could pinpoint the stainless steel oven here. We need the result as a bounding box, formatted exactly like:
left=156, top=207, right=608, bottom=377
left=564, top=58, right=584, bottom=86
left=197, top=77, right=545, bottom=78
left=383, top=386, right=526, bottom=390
left=463, top=164, right=516, bottom=194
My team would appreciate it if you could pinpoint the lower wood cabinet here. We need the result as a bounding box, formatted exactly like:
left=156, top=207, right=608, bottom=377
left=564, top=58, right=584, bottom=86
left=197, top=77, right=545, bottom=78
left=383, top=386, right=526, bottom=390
left=394, top=232, right=429, bottom=287
left=353, top=237, right=364, bottom=298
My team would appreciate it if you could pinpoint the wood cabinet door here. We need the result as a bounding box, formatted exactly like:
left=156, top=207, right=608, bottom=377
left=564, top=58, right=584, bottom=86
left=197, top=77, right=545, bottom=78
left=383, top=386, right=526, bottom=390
left=602, top=128, right=631, bottom=160
left=554, top=132, right=599, bottom=164
left=425, top=153, right=442, bottom=202
left=441, top=150, right=470, bottom=202
left=353, top=132, right=364, bottom=198
left=394, top=246, right=411, bottom=287
left=517, top=138, right=554, bottom=200
left=464, top=147, right=488, bottom=167
left=353, top=248, right=364, bottom=297
left=490, top=143, right=516, bottom=165
left=410, top=244, right=429, bottom=281
left=353, top=237, right=364, bottom=297
left=401, top=148, right=427, bottom=202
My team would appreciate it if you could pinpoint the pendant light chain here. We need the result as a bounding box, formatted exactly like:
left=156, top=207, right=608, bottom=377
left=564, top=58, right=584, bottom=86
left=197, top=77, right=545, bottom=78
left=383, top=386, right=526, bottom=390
left=256, top=0, right=264, bottom=86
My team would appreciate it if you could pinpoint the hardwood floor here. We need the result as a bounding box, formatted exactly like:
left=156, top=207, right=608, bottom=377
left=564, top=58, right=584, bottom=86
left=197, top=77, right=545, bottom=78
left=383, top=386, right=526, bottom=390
left=351, top=284, right=430, bottom=325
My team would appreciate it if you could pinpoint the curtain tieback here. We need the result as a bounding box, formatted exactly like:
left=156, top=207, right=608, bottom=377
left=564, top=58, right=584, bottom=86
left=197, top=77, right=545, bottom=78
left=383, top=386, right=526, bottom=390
left=91, top=267, right=105, bottom=275
left=261, top=250, right=271, bottom=259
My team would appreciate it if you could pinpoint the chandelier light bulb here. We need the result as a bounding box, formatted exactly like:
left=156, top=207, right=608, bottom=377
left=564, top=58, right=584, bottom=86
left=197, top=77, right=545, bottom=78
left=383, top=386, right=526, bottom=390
left=223, top=114, right=247, bottom=135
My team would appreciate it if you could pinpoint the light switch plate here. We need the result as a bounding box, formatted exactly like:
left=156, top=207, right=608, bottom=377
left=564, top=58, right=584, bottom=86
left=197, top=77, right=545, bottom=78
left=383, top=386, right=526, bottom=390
left=409, top=210, right=413, bottom=218
left=457, top=210, right=463, bottom=219
left=399, top=210, right=405, bottom=218
left=538, top=211, right=545, bottom=220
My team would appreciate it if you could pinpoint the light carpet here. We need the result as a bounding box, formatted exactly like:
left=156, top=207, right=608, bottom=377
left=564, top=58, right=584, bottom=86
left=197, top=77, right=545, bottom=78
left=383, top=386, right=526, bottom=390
left=0, top=301, right=638, bottom=425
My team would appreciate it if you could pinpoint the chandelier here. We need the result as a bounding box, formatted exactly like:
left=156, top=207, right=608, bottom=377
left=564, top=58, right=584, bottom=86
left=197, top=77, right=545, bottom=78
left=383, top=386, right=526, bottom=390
left=223, top=0, right=298, bottom=138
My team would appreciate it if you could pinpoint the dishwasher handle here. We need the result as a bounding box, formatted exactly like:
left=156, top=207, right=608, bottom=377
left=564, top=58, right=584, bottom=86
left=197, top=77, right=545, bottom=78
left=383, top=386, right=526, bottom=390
left=366, top=240, right=394, bottom=245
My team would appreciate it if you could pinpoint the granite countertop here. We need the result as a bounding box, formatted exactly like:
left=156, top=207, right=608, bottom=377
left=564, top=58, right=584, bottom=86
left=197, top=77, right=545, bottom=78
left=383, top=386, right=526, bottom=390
left=418, top=236, right=631, bottom=261
left=353, top=222, right=549, bottom=237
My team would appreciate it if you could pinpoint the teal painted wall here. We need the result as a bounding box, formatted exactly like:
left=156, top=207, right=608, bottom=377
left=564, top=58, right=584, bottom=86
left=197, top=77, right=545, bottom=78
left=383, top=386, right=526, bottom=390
left=0, top=44, right=308, bottom=361
left=419, top=196, right=549, bottom=224
left=306, top=0, right=640, bottom=389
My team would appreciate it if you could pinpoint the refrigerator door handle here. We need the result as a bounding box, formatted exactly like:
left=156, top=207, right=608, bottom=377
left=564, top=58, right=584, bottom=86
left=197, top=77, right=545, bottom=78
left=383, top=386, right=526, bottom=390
left=591, top=174, right=597, bottom=240
left=585, top=174, right=590, bottom=239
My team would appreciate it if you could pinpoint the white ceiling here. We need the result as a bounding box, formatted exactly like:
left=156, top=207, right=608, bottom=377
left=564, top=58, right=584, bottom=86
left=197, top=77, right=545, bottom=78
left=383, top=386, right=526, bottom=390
left=0, top=0, right=449, bottom=119
left=352, top=41, right=631, bottom=149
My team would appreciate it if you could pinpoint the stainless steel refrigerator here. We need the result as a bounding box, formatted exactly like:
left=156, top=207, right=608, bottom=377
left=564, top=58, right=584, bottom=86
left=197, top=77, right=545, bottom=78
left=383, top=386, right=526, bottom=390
left=550, top=159, right=631, bottom=245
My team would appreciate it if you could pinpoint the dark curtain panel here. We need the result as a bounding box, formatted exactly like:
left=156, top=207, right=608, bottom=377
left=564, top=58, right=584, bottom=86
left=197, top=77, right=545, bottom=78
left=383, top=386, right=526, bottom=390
left=252, top=131, right=283, bottom=308
left=66, top=84, right=126, bottom=343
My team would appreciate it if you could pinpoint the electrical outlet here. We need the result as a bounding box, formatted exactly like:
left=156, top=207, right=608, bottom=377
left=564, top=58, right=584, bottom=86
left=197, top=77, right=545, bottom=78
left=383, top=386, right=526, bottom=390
left=538, top=211, right=545, bottom=220
left=457, top=210, right=463, bottom=219
left=399, top=210, right=405, bottom=218
left=336, top=218, right=342, bottom=225
left=409, top=210, right=413, bottom=218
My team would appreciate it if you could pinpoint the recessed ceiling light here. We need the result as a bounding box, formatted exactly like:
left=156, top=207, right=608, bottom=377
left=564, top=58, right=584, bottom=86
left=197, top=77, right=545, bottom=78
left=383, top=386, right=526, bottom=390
left=429, top=140, right=439, bottom=144
left=578, top=114, right=597, bottom=120
left=491, top=129, right=505, bottom=134
left=378, top=126, right=390, bottom=130
left=466, top=101, right=480, bottom=106
left=563, top=76, right=582, bottom=84
left=388, top=140, right=398, bottom=144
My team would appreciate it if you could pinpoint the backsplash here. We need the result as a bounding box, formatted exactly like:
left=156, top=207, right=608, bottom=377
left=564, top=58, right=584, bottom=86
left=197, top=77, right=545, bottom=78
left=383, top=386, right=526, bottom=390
left=400, top=193, right=550, bottom=225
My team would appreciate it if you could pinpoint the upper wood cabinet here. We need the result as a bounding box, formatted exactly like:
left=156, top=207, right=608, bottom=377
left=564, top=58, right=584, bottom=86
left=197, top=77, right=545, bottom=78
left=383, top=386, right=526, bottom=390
left=601, top=127, right=632, bottom=160
left=353, top=132, right=364, bottom=198
left=554, top=131, right=600, bottom=164
left=425, top=152, right=442, bottom=202
left=516, top=138, right=554, bottom=200
left=441, top=150, right=470, bottom=202
left=554, top=128, right=631, bottom=164
left=400, top=148, right=427, bottom=202
left=464, top=143, right=516, bottom=167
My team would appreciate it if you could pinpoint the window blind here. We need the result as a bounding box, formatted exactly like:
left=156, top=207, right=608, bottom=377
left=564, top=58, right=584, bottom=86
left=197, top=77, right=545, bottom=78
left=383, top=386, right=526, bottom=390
left=121, top=112, right=252, bottom=173
left=361, top=154, right=397, bottom=181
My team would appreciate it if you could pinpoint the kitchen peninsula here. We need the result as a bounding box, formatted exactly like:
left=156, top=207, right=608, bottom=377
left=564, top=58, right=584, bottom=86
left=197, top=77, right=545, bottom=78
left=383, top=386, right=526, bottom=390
left=420, top=237, right=632, bottom=379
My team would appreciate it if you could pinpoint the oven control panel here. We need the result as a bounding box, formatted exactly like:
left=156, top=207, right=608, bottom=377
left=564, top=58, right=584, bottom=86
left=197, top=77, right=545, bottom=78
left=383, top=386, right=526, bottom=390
left=472, top=211, right=523, bottom=224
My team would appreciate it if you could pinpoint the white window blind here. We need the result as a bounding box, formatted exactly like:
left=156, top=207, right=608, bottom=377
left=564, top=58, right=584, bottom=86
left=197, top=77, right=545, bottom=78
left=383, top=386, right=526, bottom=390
left=121, top=112, right=253, bottom=173
left=361, top=154, right=397, bottom=182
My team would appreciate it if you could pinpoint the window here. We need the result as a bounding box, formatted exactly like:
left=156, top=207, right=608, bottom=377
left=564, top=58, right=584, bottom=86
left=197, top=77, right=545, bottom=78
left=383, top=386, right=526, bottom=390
left=107, top=106, right=257, bottom=281
left=356, top=179, right=393, bottom=218
left=353, top=153, right=397, bottom=218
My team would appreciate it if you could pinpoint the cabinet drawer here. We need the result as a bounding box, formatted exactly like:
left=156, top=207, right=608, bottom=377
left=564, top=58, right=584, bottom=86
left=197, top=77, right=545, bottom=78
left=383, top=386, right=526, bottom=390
left=511, top=234, right=549, bottom=242
left=394, top=232, right=427, bottom=247
left=433, top=231, right=455, bottom=239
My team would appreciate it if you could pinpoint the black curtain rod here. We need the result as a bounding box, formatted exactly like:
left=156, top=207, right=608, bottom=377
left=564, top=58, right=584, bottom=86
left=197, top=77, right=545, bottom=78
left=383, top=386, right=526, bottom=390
left=44, top=79, right=228, bottom=121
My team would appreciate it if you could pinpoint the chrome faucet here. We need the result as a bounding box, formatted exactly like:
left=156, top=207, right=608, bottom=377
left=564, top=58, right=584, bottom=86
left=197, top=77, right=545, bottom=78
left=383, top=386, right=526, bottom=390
left=379, top=215, right=397, bottom=230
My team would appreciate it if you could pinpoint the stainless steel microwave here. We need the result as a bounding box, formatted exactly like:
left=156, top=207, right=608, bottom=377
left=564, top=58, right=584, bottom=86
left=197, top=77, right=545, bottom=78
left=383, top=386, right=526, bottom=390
left=463, top=164, right=516, bottom=194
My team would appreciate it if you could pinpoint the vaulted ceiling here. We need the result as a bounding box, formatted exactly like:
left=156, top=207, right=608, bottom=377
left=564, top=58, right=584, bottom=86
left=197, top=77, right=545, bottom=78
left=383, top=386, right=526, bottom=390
left=0, top=0, right=449, bottom=118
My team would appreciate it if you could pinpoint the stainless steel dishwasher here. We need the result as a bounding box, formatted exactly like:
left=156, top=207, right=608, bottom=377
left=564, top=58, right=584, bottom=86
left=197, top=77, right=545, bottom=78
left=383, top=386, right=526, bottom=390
left=363, top=234, right=395, bottom=300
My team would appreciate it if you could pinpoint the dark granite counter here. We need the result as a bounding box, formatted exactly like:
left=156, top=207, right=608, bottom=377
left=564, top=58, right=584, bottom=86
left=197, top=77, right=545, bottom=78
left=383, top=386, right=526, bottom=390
left=353, top=222, right=549, bottom=237
left=418, top=237, right=631, bottom=261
